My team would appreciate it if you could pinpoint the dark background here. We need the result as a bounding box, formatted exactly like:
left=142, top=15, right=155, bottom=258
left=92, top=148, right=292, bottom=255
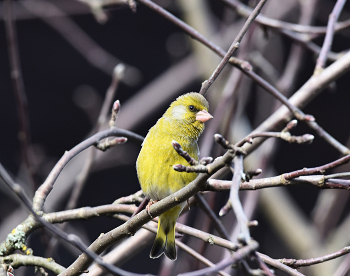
left=1, top=0, right=350, bottom=275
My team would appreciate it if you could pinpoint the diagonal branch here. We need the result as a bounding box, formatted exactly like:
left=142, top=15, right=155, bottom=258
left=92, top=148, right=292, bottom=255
left=58, top=150, right=235, bottom=276
left=198, top=0, right=267, bottom=95
left=220, top=0, right=350, bottom=34
left=314, top=0, right=347, bottom=74
left=177, top=240, right=259, bottom=276
left=0, top=164, right=148, bottom=276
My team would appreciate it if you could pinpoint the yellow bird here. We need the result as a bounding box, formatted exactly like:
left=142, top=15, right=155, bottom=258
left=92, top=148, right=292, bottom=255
left=136, top=92, right=212, bottom=260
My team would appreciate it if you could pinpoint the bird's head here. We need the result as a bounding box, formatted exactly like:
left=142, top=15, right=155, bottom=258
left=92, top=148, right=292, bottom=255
left=163, top=92, right=213, bottom=139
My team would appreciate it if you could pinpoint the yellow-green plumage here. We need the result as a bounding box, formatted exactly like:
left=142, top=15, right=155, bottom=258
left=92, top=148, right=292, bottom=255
left=136, top=92, right=211, bottom=260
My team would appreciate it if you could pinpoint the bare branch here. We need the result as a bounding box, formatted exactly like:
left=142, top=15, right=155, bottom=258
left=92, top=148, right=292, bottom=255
left=314, top=0, right=347, bottom=74
left=279, top=246, right=350, bottom=268
left=0, top=163, right=150, bottom=276
left=241, top=50, right=350, bottom=156
left=175, top=240, right=230, bottom=276
left=198, top=0, right=267, bottom=95
left=95, top=137, right=128, bottom=151
left=1, top=254, right=65, bottom=274
left=257, top=253, right=306, bottom=276
left=4, top=0, right=34, bottom=188
left=220, top=0, right=350, bottom=34
left=195, top=194, right=230, bottom=239
left=59, top=150, right=236, bottom=275
left=115, top=214, right=240, bottom=252
left=283, top=154, right=350, bottom=180
left=172, top=141, right=198, bottom=166
left=207, top=175, right=350, bottom=191
left=33, top=128, right=143, bottom=212
left=177, top=240, right=259, bottom=276
left=230, top=155, right=250, bottom=242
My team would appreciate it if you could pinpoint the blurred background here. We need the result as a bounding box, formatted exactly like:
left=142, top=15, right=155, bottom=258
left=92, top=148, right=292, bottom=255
left=1, top=0, right=350, bottom=275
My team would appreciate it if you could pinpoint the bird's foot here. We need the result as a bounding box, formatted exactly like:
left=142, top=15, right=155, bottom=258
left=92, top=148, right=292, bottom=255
left=146, top=200, right=158, bottom=217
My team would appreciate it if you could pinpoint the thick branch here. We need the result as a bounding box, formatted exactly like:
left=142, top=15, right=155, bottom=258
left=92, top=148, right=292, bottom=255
left=59, top=150, right=235, bottom=276
left=1, top=254, right=65, bottom=275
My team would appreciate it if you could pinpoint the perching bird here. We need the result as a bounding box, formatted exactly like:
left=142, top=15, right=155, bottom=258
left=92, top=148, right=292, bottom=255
left=136, top=92, right=212, bottom=260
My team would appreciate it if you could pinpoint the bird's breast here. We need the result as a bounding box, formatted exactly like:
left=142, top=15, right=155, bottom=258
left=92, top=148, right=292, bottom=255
left=136, top=126, right=198, bottom=201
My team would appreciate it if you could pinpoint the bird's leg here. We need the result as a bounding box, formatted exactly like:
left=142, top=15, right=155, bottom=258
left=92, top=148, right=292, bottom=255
left=132, top=197, right=149, bottom=217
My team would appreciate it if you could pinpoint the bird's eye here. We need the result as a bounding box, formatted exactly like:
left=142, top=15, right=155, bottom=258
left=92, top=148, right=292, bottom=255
left=189, top=105, right=195, bottom=112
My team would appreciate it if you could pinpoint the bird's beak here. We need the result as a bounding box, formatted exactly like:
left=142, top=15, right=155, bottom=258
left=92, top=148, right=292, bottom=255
left=196, top=110, right=213, bottom=123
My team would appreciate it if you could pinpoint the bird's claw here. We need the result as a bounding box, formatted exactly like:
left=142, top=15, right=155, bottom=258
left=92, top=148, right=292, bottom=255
left=146, top=200, right=158, bottom=218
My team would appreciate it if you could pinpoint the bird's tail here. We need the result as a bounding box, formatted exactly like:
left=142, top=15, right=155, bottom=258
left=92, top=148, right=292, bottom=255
left=150, top=205, right=183, bottom=260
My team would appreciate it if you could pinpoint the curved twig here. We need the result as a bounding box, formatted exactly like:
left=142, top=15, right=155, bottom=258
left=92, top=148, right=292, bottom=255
left=33, top=128, right=143, bottom=212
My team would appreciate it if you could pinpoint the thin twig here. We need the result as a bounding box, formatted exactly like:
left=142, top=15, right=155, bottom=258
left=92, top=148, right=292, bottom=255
left=254, top=252, right=275, bottom=276
left=235, top=131, right=314, bottom=147
left=207, top=175, right=350, bottom=191
left=172, top=141, right=198, bottom=166
left=283, top=153, right=350, bottom=180
left=114, top=190, right=144, bottom=204
left=59, top=150, right=236, bottom=276
left=4, top=0, right=34, bottom=188
left=305, top=120, right=350, bottom=154
left=240, top=50, right=350, bottom=157
left=0, top=164, right=148, bottom=276
left=136, top=0, right=250, bottom=69
left=175, top=240, right=230, bottom=276
left=121, top=217, right=231, bottom=276
left=66, top=64, right=125, bottom=212
left=220, top=0, right=350, bottom=34
left=33, top=128, right=143, bottom=212
left=257, top=253, right=306, bottom=276
left=198, top=0, right=267, bottom=95
left=324, top=172, right=350, bottom=179
left=136, top=0, right=350, bottom=156
left=230, top=155, right=250, bottom=242
left=115, top=214, right=240, bottom=252
left=177, top=240, right=259, bottom=276
left=281, top=29, right=340, bottom=62
left=314, top=0, right=347, bottom=74
left=279, top=246, right=350, bottom=268
left=195, top=194, right=230, bottom=240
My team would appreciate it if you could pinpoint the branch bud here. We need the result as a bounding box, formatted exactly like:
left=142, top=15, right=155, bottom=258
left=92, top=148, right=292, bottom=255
left=113, top=64, right=126, bottom=80
left=304, top=114, right=315, bottom=122
left=286, top=120, right=298, bottom=130
left=113, top=100, right=120, bottom=114
left=302, top=134, right=314, bottom=144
